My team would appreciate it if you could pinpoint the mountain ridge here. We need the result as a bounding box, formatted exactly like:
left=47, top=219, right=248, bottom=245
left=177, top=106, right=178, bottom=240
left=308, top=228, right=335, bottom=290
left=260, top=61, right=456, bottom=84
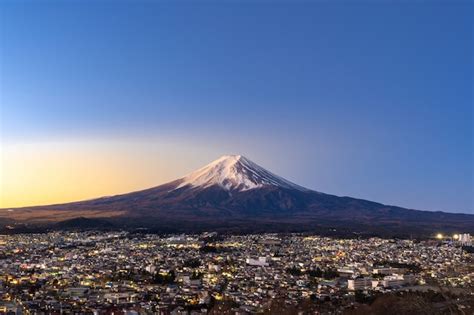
left=1, top=155, right=473, bottom=236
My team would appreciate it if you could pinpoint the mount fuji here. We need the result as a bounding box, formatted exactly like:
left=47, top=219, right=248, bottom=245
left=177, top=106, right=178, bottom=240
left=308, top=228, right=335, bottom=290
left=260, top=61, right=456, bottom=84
left=2, top=155, right=473, bottom=236
left=175, top=155, right=308, bottom=192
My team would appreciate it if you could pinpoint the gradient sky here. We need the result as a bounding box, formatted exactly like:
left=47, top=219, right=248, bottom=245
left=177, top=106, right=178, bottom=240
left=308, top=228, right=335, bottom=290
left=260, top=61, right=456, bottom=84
left=0, top=1, right=472, bottom=213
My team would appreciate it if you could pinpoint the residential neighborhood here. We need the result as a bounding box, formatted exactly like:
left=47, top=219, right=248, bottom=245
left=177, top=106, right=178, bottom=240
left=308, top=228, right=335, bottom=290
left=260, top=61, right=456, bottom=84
left=0, top=232, right=472, bottom=314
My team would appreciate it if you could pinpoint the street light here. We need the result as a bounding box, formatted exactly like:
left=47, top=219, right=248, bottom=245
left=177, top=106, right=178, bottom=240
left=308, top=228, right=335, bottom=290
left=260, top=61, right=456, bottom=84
left=436, top=233, right=443, bottom=240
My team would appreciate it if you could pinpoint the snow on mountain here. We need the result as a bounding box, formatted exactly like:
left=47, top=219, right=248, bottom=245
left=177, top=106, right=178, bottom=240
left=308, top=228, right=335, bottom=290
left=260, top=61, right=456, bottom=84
left=175, top=155, right=309, bottom=192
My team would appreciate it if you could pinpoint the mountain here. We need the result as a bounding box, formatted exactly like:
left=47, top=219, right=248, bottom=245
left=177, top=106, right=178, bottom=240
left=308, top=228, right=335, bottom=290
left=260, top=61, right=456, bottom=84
left=175, top=155, right=308, bottom=192
left=2, top=155, right=473, bottom=237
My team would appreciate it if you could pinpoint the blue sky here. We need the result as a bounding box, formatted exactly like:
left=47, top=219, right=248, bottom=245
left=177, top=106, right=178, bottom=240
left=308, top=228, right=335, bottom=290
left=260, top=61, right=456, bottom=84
left=1, top=1, right=473, bottom=213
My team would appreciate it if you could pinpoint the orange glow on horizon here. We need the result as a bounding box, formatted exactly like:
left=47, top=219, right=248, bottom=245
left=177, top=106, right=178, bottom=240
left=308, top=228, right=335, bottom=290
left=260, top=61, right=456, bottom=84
left=0, top=139, right=214, bottom=208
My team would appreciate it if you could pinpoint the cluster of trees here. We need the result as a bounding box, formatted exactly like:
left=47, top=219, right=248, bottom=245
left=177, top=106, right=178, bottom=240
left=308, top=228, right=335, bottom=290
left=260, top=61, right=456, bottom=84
left=183, top=258, right=201, bottom=268
left=200, top=245, right=220, bottom=253
left=286, top=266, right=303, bottom=276
left=346, top=290, right=469, bottom=315
left=462, top=245, right=474, bottom=253
left=200, top=244, right=232, bottom=253
left=153, top=270, right=176, bottom=284
left=373, top=261, right=422, bottom=273
left=191, top=271, right=204, bottom=280
left=354, top=290, right=376, bottom=304
left=308, top=267, right=338, bottom=279
left=285, top=266, right=339, bottom=279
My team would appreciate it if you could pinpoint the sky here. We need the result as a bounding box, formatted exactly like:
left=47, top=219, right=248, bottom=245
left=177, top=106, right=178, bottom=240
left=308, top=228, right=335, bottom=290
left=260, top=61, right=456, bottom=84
left=0, top=1, right=472, bottom=213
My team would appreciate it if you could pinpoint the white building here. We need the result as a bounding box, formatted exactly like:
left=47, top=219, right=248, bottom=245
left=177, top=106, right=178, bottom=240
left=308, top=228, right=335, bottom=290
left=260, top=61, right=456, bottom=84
left=373, top=267, right=403, bottom=275
left=459, top=233, right=471, bottom=246
left=208, top=263, right=221, bottom=272
left=145, top=265, right=156, bottom=274
left=246, top=257, right=268, bottom=266
left=348, top=277, right=373, bottom=290
left=337, top=268, right=355, bottom=277
left=381, top=274, right=414, bottom=288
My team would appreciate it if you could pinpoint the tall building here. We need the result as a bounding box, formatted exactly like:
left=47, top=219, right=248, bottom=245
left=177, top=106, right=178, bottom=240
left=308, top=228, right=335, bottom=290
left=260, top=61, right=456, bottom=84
left=459, top=233, right=471, bottom=246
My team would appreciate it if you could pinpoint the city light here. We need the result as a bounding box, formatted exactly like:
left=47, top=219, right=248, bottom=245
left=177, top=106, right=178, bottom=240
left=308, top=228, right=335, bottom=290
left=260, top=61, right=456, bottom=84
left=2, top=231, right=472, bottom=313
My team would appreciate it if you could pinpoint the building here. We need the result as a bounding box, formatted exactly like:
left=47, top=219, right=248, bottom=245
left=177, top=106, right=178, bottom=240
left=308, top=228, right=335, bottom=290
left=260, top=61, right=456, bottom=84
left=373, top=267, right=403, bottom=275
left=381, top=275, right=405, bottom=288
left=347, top=277, right=373, bottom=291
left=459, top=233, right=471, bottom=246
left=246, top=257, right=268, bottom=267
left=337, top=268, right=355, bottom=278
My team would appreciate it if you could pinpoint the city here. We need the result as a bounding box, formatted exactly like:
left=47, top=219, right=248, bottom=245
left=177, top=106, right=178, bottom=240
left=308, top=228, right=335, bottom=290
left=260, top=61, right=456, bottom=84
left=1, top=231, right=472, bottom=314
left=2, top=1, right=473, bottom=314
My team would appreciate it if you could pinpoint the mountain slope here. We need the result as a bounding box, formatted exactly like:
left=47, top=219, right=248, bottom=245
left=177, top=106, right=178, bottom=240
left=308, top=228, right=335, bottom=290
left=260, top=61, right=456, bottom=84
left=2, top=155, right=473, bottom=236
left=176, top=154, right=308, bottom=192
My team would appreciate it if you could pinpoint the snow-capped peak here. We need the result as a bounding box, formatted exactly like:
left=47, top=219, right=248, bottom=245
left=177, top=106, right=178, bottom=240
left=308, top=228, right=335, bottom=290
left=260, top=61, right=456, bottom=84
left=176, top=155, right=308, bottom=192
